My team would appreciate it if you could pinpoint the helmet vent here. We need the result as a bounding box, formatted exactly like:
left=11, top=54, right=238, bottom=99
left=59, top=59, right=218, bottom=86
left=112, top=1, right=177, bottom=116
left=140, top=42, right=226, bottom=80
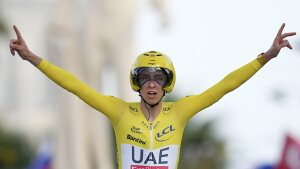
left=143, top=54, right=149, bottom=56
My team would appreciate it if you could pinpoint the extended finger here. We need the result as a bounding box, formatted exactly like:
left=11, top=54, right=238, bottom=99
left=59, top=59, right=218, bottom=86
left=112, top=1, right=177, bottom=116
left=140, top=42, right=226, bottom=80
left=281, top=32, right=296, bottom=39
left=13, top=25, right=23, bottom=41
left=276, top=23, right=285, bottom=40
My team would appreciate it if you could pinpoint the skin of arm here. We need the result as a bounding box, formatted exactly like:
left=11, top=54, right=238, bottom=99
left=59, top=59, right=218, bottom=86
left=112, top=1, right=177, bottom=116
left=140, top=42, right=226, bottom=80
left=26, top=53, right=42, bottom=66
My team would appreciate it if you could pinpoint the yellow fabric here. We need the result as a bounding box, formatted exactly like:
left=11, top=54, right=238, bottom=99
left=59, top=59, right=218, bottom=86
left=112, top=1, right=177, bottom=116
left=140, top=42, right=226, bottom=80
left=37, top=58, right=264, bottom=169
left=257, top=53, right=267, bottom=65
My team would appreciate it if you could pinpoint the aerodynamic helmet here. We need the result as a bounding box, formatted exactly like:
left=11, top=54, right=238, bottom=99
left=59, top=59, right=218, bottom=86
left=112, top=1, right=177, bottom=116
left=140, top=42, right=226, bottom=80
left=130, top=51, right=176, bottom=93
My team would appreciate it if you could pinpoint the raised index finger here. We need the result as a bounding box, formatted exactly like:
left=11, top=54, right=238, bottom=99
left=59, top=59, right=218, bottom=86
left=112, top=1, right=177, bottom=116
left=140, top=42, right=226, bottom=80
left=13, top=25, right=23, bottom=40
left=276, top=23, right=285, bottom=38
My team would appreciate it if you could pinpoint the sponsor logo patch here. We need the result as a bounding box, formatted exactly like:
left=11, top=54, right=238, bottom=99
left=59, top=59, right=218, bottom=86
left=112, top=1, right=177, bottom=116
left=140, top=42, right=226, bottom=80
left=131, top=126, right=142, bottom=134
left=131, top=146, right=169, bottom=164
left=155, top=125, right=175, bottom=142
left=153, top=121, right=160, bottom=129
left=127, top=134, right=146, bottom=145
left=121, top=144, right=178, bottom=169
left=130, top=106, right=138, bottom=112
left=141, top=121, right=149, bottom=129
left=162, top=107, right=171, bottom=112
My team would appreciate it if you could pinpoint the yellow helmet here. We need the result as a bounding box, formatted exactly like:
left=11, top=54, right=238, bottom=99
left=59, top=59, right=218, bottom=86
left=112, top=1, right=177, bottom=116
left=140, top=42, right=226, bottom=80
left=130, top=51, right=176, bottom=93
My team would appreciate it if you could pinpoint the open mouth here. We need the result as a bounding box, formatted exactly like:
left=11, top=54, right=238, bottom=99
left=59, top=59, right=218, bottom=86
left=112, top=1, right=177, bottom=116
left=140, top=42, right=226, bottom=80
left=147, top=91, right=157, bottom=95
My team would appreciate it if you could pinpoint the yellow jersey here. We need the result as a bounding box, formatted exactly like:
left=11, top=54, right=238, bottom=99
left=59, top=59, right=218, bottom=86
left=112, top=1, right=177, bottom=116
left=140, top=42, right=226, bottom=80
left=37, top=57, right=264, bottom=169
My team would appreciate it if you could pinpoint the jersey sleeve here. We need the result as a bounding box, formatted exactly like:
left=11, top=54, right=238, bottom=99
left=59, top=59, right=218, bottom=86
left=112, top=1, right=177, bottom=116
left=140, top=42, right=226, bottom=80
left=37, top=59, right=127, bottom=125
left=174, top=57, right=265, bottom=124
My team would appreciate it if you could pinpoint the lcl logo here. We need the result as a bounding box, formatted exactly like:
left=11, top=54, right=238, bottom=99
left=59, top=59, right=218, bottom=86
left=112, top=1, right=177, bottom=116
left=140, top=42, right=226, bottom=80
left=155, top=125, right=175, bottom=142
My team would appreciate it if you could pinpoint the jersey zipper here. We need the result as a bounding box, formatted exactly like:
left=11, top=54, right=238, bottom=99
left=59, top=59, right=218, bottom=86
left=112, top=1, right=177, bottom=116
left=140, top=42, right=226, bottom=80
left=149, top=123, right=153, bottom=150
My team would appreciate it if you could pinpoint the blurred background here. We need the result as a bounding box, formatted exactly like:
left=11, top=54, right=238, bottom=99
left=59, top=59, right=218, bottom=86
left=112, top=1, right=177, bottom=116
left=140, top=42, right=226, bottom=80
left=0, top=0, right=300, bottom=169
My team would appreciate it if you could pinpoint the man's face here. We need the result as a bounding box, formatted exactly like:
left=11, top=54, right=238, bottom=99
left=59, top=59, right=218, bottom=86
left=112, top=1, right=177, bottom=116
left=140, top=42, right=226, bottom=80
left=138, top=70, right=167, bottom=104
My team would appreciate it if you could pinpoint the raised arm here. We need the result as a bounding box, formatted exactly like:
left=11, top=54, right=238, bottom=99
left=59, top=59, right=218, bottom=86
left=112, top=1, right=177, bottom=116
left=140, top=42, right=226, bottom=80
left=210, top=22, right=296, bottom=103
left=9, top=25, right=126, bottom=124
left=175, top=23, right=296, bottom=123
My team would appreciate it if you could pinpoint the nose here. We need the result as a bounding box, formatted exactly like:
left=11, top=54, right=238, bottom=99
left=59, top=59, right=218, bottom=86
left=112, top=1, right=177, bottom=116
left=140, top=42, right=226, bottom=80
left=148, top=80, right=156, bottom=88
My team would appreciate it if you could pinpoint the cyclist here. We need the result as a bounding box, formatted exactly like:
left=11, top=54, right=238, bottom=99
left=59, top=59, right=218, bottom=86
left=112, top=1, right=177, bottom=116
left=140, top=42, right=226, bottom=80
left=9, top=23, right=295, bottom=169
